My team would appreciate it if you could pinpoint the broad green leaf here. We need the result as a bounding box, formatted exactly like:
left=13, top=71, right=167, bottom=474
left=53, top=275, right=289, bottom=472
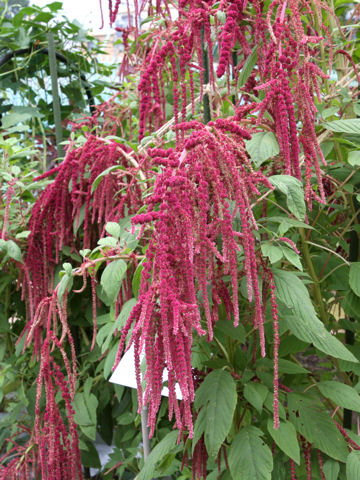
left=115, top=298, right=137, bottom=329
left=323, top=119, right=360, bottom=134
left=267, top=419, right=300, bottom=465
left=73, top=392, right=98, bottom=440
left=261, top=242, right=283, bottom=264
left=98, top=236, right=118, bottom=248
left=238, top=48, right=258, bottom=87
left=57, top=273, right=73, bottom=305
left=322, top=107, right=339, bottom=119
left=105, top=222, right=121, bottom=239
left=348, top=151, right=360, bottom=167
left=317, top=381, right=360, bottom=413
left=228, top=426, right=273, bottom=480
left=192, top=407, right=207, bottom=452
left=288, top=394, right=348, bottom=461
left=323, top=459, right=340, bottom=480
left=244, top=383, right=268, bottom=413
left=278, top=359, right=309, bottom=374
left=214, top=318, right=246, bottom=342
left=138, top=430, right=178, bottom=480
left=280, top=245, right=302, bottom=271
left=350, top=262, right=360, bottom=297
left=274, top=269, right=358, bottom=362
left=100, top=260, right=127, bottom=304
left=245, top=132, right=279, bottom=167
left=347, top=451, right=360, bottom=480
left=194, top=370, right=237, bottom=458
left=4, top=240, right=22, bottom=262
left=269, top=175, right=305, bottom=221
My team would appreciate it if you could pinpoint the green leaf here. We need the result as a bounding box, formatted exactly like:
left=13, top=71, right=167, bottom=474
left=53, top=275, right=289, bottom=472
left=214, top=318, right=246, bottom=342
left=228, top=426, right=273, bottom=480
left=194, top=370, right=237, bottom=458
left=348, top=151, right=360, bottom=167
left=132, top=259, right=144, bottom=298
left=280, top=245, right=302, bottom=271
left=347, top=451, right=360, bottom=480
left=192, top=407, right=207, bottom=452
left=98, top=236, right=118, bottom=248
left=350, top=262, right=360, bottom=297
left=73, top=392, right=98, bottom=440
left=91, top=165, right=126, bottom=193
left=267, top=419, right=300, bottom=465
left=57, top=273, right=73, bottom=305
left=138, top=431, right=178, bottom=480
left=277, top=359, right=309, bottom=374
left=323, top=119, right=360, bottom=134
left=288, top=394, right=348, bottom=461
left=244, top=383, right=268, bottom=413
left=5, top=240, right=22, bottom=262
left=274, top=269, right=358, bottom=363
left=100, top=260, right=127, bottom=304
left=261, top=242, right=283, bottom=264
left=245, top=132, right=279, bottom=167
left=323, top=459, right=340, bottom=480
left=317, top=381, right=360, bottom=413
left=238, top=48, right=258, bottom=87
left=269, top=175, right=305, bottom=221
left=105, top=222, right=121, bottom=239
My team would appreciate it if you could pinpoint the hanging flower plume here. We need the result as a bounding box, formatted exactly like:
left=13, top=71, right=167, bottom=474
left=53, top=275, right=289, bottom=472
left=1, top=290, right=82, bottom=480
left=118, top=0, right=333, bottom=205
left=22, top=134, right=143, bottom=355
left=113, top=119, right=279, bottom=436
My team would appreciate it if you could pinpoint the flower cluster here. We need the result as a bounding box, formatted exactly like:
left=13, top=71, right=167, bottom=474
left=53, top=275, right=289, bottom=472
left=114, top=120, right=276, bottom=436
left=23, top=135, right=142, bottom=353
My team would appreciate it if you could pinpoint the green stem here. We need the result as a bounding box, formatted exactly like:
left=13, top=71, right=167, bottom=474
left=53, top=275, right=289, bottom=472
left=47, top=32, right=63, bottom=159
left=299, top=228, right=328, bottom=324
left=201, top=27, right=211, bottom=124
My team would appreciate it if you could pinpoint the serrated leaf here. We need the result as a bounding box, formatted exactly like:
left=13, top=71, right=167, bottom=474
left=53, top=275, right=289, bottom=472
left=350, top=262, right=360, bottom=297
left=323, top=119, right=360, bottom=134
left=194, top=370, right=237, bottom=458
left=267, top=419, right=300, bottom=465
left=347, top=451, right=360, bottom=480
left=244, top=383, right=268, bottom=413
left=138, top=431, right=178, bottom=480
left=245, top=132, right=279, bottom=167
left=100, top=260, right=127, bottom=304
left=228, top=426, right=273, bottom=480
left=269, top=175, right=305, bottom=221
left=317, top=381, right=360, bottom=413
left=274, top=269, right=358, bottom=363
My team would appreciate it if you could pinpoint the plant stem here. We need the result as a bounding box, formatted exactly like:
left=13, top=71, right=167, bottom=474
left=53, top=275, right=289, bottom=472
left=299, top=228, right=328, bottom=324
left=201, top=27, right=211, bottom=124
